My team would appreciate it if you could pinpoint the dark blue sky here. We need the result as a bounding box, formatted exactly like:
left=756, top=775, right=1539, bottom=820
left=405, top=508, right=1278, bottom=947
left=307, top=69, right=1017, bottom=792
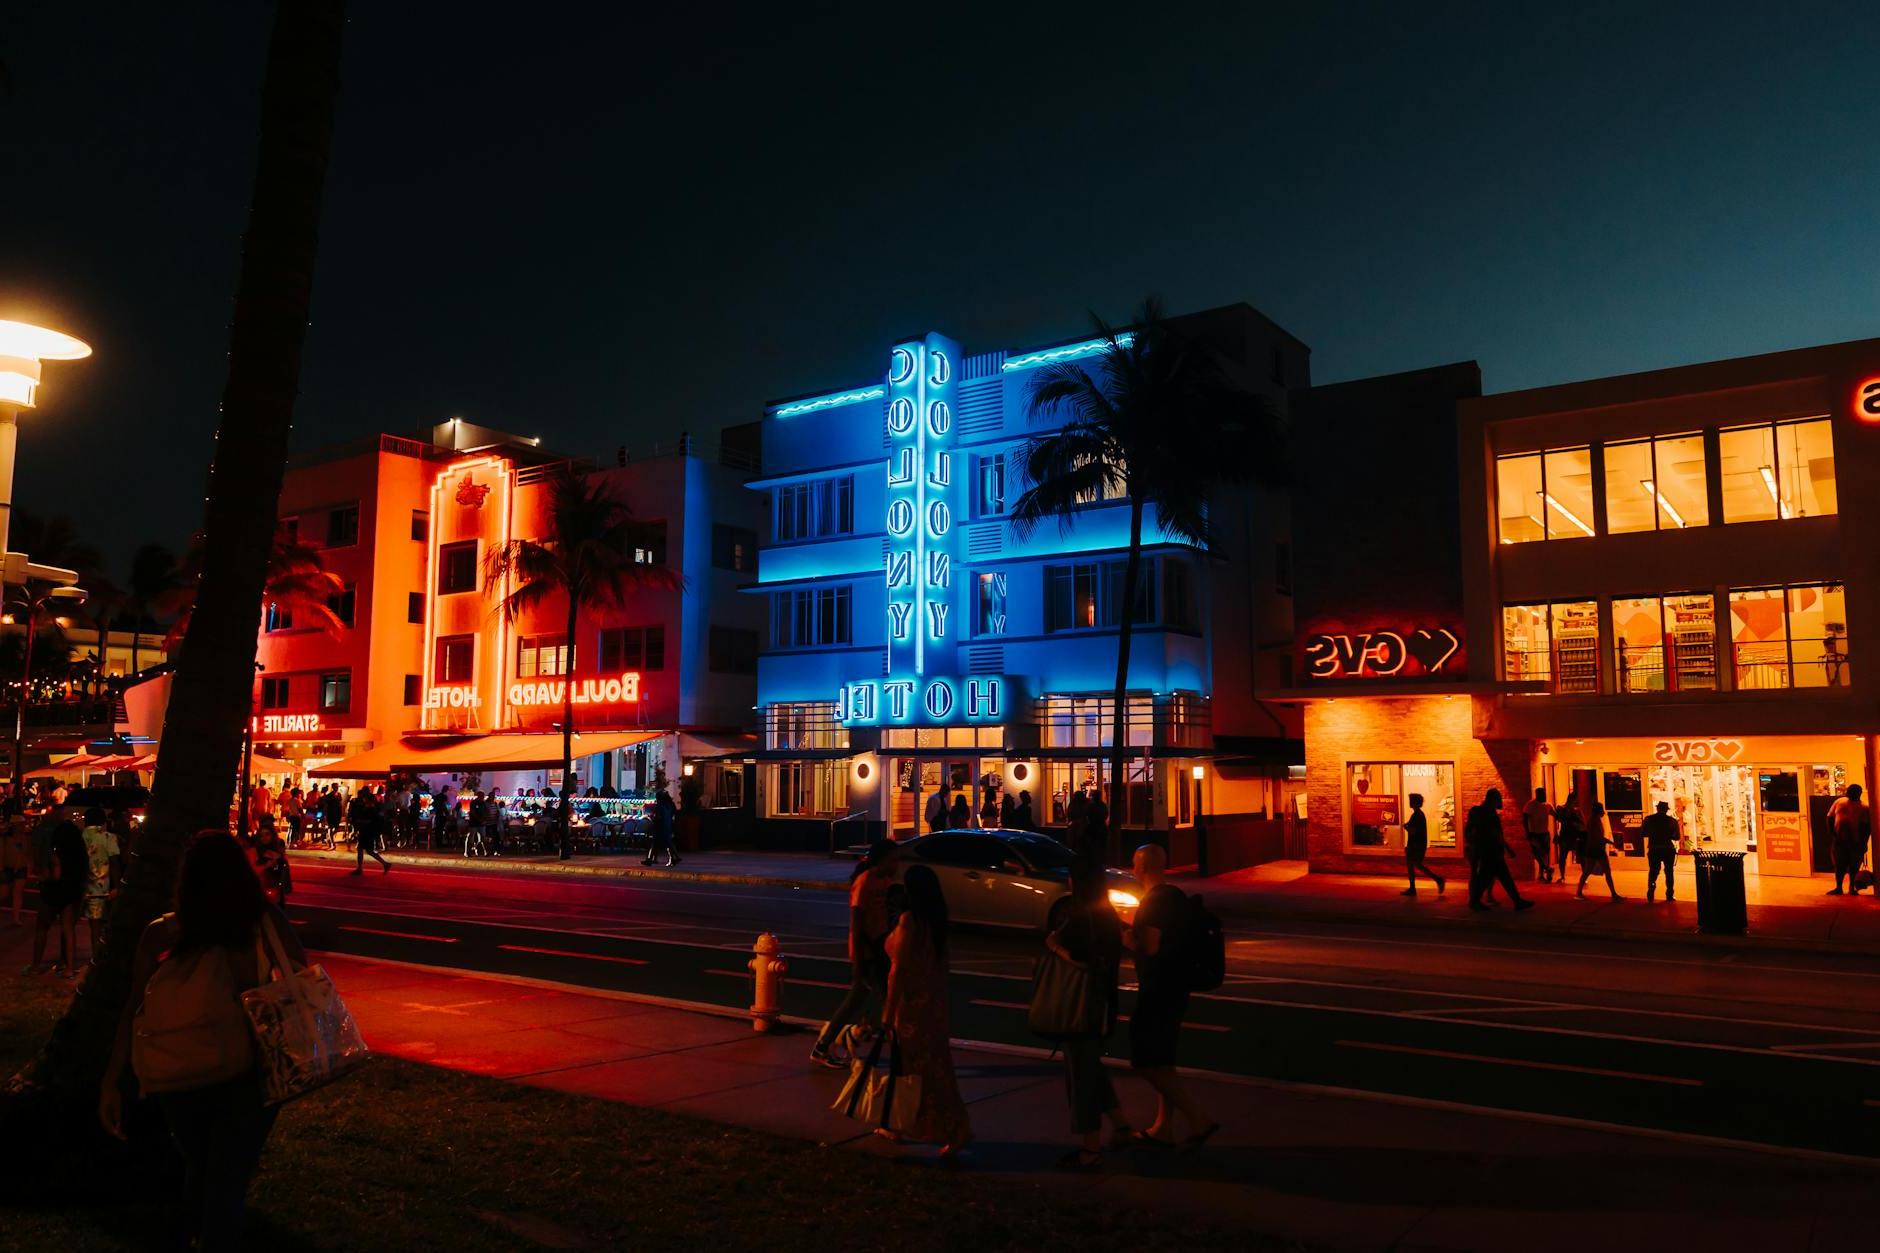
left=5, top=1, right=1879, bottom=568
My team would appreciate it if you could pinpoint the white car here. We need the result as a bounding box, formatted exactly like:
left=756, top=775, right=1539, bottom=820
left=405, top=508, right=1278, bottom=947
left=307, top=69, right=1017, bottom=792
left=884, top=828, right=1141, bottom=933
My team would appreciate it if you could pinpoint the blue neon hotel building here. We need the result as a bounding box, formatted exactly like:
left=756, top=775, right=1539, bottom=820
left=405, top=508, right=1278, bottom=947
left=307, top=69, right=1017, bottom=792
left=749, top=305, right=1309, bottom=856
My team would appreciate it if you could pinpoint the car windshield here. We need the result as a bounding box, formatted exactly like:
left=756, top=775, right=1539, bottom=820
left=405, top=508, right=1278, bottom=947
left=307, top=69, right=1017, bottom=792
left=1009, top=834, right=1075, bottom=872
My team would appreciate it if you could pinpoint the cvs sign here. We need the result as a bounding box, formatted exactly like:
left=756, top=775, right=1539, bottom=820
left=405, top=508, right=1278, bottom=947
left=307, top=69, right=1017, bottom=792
left=1303, top=626, right=1461, bottom=679
left=1651, top=738, right=1744, bottom=764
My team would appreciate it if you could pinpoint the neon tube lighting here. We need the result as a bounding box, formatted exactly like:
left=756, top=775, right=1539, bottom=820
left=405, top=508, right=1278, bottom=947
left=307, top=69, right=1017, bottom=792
left=1000, top=334, right=1136, bottom=372
left=773, top=387, right=885, bottom=417
left=1641, top=479, right=1686, bottom=528
left=1759, top=465, right=1793, bottom=519
left=1541, top=493, right=1594, bottom=537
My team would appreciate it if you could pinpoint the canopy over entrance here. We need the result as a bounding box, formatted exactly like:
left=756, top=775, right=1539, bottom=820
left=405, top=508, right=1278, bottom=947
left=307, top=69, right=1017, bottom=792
left=308, top=731, right=661, bottom=779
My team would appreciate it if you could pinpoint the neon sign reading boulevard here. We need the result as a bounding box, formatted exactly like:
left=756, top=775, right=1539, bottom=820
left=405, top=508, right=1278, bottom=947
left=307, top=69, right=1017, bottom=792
left=837, top=333, right=1007, bottom=726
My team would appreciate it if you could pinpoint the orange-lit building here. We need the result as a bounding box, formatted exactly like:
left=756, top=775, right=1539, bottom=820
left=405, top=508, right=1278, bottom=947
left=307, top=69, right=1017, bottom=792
left=248, top=420, right=764, bottom=808
left=1284, top=340, right=1880, bottom=885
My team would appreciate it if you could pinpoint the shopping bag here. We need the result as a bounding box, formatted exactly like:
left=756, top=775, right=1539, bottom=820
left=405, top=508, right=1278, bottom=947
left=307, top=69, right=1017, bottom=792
left=832, top=1029, right=888, bottom=1121
left=832, top=1030, right=920, bottom=1131
left=241, top=916, right=370, bottom=1105
left=1028, top=953, right=1107, bottom=1040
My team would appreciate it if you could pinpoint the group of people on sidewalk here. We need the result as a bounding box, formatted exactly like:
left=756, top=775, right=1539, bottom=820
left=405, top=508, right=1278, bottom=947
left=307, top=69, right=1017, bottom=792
left=810, top=840, right=1217, bottom=1170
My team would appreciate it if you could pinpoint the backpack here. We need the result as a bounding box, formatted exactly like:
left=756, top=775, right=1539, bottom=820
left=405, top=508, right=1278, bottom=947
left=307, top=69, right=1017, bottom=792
left=132, top=927, right=256, bottom=1095
left=1171, top=892, right=1225, bottom=993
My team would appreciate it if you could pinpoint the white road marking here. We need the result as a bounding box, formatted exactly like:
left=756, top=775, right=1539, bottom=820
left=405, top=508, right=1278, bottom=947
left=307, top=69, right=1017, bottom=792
left=1336, top=1039, right=1704, bottom=1087
left=497, top=944, right=649, bottom=966
left=967, top=998, right=1231, bottom=1033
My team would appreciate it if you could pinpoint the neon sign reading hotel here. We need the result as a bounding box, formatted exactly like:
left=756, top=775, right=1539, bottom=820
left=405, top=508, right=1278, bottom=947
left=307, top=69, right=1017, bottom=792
left=838, top=333, right=1006, bottom=726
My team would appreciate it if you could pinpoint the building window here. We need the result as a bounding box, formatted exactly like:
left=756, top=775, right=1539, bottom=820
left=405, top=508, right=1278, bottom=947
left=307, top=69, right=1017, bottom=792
left=976, top=572, right=1008, bottom=636
left=712, top=767, right=744, bottom=809
left=766, top=760, right=849, bottom=817
left=1162, top=559, right=1195, bottom=630
left=260, top=676, right=290, bottom=709
left=435, top=635, right=475, bottom=684
left=976, top=454, right=1006, bottom=516
left=1729, top=583, right=1848, bottom=689
left=264, top=601, right=294, bottom=632
left=709, top=625, right=758, bottom=674
left=411, top=511, right=428, bottom=542
left=1502, top=600, right=1599, bottom=693
left=633, top=521, right=668, bottom=566
left=1044, top=560, right=1154, bottom=633
left=774, top=476, right=855, bottom=542
left=772, top=586, right=852, bottom=648
left=763, top=702, right=849, bottom=751
left=327, top=505, right=360, bottom=548
left=403, top=674, right=422, bottom=706
left=517, top=635, right=571, bottom=678
left=1613, top=593, right=1717, bottom=692
left=438, top=541, right=477, bottom=594
left=328, top=583, right=355, bottom=628
left=1038, top=695, right=1155, bottom=748
left=1346, top=762, right=1458, bottom=854
left=1496, top=447, right=1594, bottom=543
left=599, top=625, right=665, bottom=672
left=319, top=671, right=351, bottom=713
left=712, top=524, right=757, bottom=572
left=1603, top=433, right=1709, bottom=533
left=1719, top=418, right=1836, bottom=524
left=407, top=592, right=424, bottom=625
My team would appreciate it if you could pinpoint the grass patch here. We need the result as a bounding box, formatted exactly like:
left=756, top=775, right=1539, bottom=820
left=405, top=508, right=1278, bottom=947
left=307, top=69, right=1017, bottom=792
left=1, top=971, right=1297, bottom=1252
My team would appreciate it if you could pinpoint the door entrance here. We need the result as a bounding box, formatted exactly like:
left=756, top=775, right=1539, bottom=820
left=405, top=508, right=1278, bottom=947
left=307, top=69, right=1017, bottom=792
left=888, top=758, right=982, bottom=840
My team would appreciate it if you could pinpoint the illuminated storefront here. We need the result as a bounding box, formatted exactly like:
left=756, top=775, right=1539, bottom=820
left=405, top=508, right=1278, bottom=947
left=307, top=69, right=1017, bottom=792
left=751, top=307, right=1308, bottom=852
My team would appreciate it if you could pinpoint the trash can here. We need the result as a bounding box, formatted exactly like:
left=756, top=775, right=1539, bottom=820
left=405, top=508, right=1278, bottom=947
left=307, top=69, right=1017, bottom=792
left=1693, top=850, right=1749, bottom=935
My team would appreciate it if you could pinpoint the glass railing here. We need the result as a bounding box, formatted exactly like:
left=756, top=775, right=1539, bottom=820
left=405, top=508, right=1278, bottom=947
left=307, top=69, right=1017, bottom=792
left=1733, top=639, right=1851, bottom=689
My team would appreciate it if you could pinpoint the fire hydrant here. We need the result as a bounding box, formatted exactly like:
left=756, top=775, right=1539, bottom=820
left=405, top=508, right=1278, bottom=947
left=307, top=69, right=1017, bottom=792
left=749, top=932, right=787, bottom=1033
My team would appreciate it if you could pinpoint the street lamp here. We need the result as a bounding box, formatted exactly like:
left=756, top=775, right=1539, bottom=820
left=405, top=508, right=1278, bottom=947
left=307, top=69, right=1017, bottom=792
left=1192, top=763, right=1209, bottom=879
left=8, top=582, right=87, bottom=789
left=0, top=320, right=92, bottom=565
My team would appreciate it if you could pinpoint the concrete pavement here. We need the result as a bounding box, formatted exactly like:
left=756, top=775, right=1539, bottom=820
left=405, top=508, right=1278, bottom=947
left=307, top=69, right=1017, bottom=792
left=323, top=952, right=1876, bottom=1253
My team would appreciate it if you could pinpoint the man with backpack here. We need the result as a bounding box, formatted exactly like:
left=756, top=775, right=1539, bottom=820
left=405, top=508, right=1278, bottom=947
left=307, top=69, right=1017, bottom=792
left=1120, top=843, right=1220, bottom=1150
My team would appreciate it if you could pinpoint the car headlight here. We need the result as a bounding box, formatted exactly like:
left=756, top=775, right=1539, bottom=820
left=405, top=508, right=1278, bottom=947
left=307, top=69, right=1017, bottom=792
left=1108, top=888, right=1139, bottom=909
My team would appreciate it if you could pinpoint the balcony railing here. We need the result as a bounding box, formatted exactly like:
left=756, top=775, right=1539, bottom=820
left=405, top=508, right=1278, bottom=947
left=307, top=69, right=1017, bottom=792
left=1732, top=639, right=1850, bottom=690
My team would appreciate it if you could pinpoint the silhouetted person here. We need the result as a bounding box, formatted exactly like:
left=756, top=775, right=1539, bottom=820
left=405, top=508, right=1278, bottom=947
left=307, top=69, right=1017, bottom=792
left=949, top=791, right=970, bottom=830
left=1642, top=800, right=1681, bottom=903
left=1013, top=789, right=1035, bottom=832
left=1523, top=786, right=1554, bottom=882
left=1553, top=800, right=1585, bottom=884
left=1466, top=789, right=1532, bottom=913
left=1576, top=800, right=1622, bottom=900
left=1086, top=793, right=1110, bottom=859
left=924, top=789, right=948, bottom=835
left=1827, top=784, right=1870, bottom=895
left=1401, top=793, right=1444, bottom=897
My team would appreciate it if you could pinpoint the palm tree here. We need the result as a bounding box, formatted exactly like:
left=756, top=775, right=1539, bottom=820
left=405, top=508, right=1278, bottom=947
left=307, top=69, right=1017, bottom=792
left=161, top=534, right=345, bottom=649
left=125, top=542, right=181, bottom=676
left=17, top=0, right=347, bottom=1109
left=1011, top=300, right=1287, bottom=865
left=485, top=464, right=682, bottom=859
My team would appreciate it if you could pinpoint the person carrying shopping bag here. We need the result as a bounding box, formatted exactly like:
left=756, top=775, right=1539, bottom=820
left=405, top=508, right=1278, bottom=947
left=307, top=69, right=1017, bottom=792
left=1035, top=856, right=1135, bottom=1170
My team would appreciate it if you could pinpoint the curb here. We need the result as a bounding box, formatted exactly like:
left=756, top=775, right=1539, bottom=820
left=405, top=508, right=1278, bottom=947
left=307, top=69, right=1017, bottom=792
left=292, top=848, right=851, bottom=893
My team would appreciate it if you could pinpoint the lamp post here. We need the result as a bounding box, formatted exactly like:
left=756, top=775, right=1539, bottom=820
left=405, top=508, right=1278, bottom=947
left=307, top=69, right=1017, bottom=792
left=0, top=320, right=92, bottom=567
left=7, top=582, right=88, bottom=789
left=239, top=663, right=264, bottom=836
left=1192, top=763, right=1209, bottom=879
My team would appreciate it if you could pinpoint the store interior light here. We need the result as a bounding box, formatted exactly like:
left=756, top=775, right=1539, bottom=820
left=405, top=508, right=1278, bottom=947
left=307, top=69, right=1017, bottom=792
left=1541, top=493, right=1594, bottom=537
left=1759, top=465, right=1794, bottom=519
left=1641, top=479, right=1686, bottom=528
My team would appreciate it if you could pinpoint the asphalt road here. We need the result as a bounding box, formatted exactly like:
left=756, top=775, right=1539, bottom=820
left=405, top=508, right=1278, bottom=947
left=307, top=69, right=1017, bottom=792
left=284, top=859, right=1880, bottom=1158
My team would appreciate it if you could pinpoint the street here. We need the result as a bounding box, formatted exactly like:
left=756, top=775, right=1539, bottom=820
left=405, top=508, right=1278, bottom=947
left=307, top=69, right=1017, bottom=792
left=286, top=859, right=1880, bottom=1160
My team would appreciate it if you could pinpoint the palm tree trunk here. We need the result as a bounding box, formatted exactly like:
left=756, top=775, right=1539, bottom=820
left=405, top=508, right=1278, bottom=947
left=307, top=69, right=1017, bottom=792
left=13, top=0, right=346, bottom=1107
left=559, top=595, right=577, bottom=859
left=1107, top=496, right=1146, bottom=867
left=128, top=605, right=140, bottom=679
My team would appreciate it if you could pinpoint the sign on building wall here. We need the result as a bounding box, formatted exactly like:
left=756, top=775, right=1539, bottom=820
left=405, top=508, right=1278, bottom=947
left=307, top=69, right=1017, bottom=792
left=1302, top=625, right=1462, bottom=679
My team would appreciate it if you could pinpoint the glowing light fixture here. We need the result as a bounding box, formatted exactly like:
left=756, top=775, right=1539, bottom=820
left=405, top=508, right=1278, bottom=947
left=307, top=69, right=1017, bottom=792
left=1641, top=479, right=1686, bottom=528
left=1000, top=333, right=1135, bottom=372
left=1541, top=493, right=1593, bottom=536
left=0, top=320, right=91, bottom=409
left=1759, top=465, right=1793, bottom=518
left=773, top=387, right=886, bottom=417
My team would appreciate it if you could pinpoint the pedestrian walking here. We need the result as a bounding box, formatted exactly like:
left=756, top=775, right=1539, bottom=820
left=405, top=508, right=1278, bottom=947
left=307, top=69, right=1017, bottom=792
left=1523, top=787, right=1554, bottom=882
left=1066, top=788, right=1091, bottom=850
left=247, top=779, right=274, bottom=831
left=1466, top=790, right=1533, bottom=912
left=1642, top=800, right=1681, bottom=903
left=321, top=787, right=343, bottom=844
left=1827, top=784, right=1870, bottom=895
left=100, top=831, right=308, bottom=1251
left=279, top=787, right=303, bottom=847
left=1122, top=843, right=1219, bottom=1149
left=1576, top=800, right=1623, bottom=900
left=1401, top=792, right=1445, bottom=896
left=878, top=864, right=972, bottom=1160
left=1553, top=800, right=1584, bottom=884
left=348, top=788, right=389, bottom=875
left=465, top=791, right=489, bottom=857
left=79, top=805, right=121, bottom=960
left=643, top=788, right=679, bottom=867
left=923, top=787, right=948, bottom=834
left=27, top=819, right=86, bottom=977
left=949, top=790, right=970, bottom=830
left=1043, top=856, right=1135, bottom=1169
left=810, top=840, right=897, bottom=1068
left=1013, top=789, right=1035, bottom=832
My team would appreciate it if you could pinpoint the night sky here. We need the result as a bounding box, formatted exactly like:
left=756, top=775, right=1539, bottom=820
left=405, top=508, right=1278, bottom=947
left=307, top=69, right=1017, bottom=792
left=5, top=1, right=1879, bottom=570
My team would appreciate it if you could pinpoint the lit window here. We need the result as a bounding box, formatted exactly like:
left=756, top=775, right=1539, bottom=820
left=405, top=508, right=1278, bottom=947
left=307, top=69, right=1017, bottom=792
left=1345, top=762, right=1458, bottom=854
left=1502, top=600, right=1598, bottom=693
left=1612, top=593, right=1715, bottom=693
left=976, top=572, right=1007, bottom=636
left=1496, top=448, right=1594, bottom=542
left=977, top=454, right=1006, bottom=516
left=1720, top=418, right=1835, bottom=523
left=517, top=635, right=571, bottom=678
left=1731, top=583, right=1849, bottom=689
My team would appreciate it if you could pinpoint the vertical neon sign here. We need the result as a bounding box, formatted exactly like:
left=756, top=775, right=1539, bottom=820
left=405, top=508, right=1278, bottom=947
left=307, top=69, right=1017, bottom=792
left=885, top=334, right=960, bottom=687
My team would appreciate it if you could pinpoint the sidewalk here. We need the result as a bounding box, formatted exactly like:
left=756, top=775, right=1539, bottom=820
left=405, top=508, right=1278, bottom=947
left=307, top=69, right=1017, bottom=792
left=294, top=845, right=854, bottom=891
left=325, top=953, right=1874, bottom=1253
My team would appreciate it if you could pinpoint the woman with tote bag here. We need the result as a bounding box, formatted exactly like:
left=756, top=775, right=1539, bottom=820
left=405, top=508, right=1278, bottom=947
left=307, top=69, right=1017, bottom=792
left=1036, top=857, right=1135, bottom=1170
